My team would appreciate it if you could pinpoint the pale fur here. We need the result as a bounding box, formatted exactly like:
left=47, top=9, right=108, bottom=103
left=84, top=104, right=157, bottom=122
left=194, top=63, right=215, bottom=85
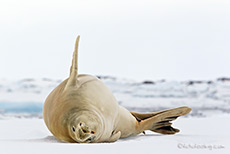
left=43, top=36, right=191, bottom=143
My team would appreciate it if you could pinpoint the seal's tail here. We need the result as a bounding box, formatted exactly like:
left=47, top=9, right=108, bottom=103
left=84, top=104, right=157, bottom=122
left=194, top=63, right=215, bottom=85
left=65, top=35, right=80, bottom=90
left=131, top=106, right=191, bottom=134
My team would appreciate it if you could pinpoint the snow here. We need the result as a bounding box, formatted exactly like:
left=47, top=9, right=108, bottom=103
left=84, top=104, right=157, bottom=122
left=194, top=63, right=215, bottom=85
left=0, top=76, right=230, bottom=154
left=0, top=116, right=229, bottom=154
left=0, top=77, right=230, bottom=153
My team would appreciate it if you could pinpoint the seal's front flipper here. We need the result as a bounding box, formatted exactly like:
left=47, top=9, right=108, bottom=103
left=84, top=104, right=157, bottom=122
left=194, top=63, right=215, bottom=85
left=107, top=131, right=121, bottom=142
left=133, top=107, right=191, bottom=135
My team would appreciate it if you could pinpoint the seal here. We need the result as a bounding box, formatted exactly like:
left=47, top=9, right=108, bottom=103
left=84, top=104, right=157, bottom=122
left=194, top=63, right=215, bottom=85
left=43, top=36, right=192, bottom=143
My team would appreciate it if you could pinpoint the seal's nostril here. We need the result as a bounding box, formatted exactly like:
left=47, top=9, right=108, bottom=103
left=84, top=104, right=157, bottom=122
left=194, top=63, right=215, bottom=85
left=82, top=129, right=87, bottom=133
left=72, top=126, right=75, bottom=132
left=91, top=131, right=95, bottom=134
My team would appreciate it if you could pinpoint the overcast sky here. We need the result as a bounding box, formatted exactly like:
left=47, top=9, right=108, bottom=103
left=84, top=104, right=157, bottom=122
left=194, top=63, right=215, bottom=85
left=1, top=0, right=230, bottom=81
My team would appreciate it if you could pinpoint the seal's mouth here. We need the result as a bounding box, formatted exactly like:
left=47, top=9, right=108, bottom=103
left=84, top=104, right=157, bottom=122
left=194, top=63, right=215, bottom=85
left=85, top=136, right=96, bottom=143
left=74, top=135, right=96, bottom=143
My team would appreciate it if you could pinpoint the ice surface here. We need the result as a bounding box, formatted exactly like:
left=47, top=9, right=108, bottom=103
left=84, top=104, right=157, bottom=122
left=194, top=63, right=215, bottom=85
left=0, top=116, right=229, bottom=154
left=0, top=77, right=230, bottom=153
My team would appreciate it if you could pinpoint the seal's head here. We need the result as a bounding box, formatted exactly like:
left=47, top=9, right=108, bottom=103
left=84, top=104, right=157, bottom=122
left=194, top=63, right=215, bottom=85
left=68, top=111, right=103, bottom=143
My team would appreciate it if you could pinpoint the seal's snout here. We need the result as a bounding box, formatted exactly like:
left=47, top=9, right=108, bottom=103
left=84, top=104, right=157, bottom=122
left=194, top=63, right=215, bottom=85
left=74, top=122, right=96, bottom=143
left=78, top=122, right=90, bottom=137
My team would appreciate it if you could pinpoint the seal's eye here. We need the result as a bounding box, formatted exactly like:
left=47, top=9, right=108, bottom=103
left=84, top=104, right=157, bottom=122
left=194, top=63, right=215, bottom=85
left=91, top=131, right=95, bottom=134
left=72, top=126, right=75, bottom=132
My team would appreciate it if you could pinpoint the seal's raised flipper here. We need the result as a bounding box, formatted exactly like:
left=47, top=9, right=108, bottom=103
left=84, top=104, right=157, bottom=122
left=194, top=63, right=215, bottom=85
left=64, top=36, right=80, bottom=90
left=133, top=107, right=191, bottom=135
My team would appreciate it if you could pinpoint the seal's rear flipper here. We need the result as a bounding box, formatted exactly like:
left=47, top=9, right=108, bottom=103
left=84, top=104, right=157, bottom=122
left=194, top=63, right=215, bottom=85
left=132, top=106, right=191, bottom=135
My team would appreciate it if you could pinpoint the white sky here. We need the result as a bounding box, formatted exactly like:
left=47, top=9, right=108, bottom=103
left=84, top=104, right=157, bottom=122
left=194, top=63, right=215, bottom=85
left=0, top=0, right=230, bottom=81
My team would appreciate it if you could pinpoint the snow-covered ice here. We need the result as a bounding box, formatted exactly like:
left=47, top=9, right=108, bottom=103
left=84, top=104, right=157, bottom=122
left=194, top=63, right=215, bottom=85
left=0, top=116, right=229, bottom=154
left=0, top=77, right=230, bottom=154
